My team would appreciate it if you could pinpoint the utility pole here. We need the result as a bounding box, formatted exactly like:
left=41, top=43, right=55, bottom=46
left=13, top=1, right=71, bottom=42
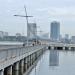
left=14, top=5, right=33, bottom=46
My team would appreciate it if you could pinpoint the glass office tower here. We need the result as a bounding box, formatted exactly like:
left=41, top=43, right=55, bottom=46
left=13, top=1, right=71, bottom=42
left=50, top=21, right=60, bottom=41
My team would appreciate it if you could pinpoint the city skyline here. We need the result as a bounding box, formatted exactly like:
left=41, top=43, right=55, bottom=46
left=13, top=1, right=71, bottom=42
left=0, top=0, right=75, bottom=36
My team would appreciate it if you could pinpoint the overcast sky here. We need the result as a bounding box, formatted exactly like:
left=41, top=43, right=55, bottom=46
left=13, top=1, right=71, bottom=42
left=0, top=0, right=75, bottom=37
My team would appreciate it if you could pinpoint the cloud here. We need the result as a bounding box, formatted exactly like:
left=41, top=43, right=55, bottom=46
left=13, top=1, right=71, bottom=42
left=36, top=7, right=75, bottom=18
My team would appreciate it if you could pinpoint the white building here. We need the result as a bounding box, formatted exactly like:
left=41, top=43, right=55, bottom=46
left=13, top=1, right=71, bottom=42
left=0, top=31, right=8, bottom=38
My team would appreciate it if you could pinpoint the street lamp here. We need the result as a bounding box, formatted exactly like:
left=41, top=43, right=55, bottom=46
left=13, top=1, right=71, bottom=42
left=14, top=5, right=33, bottom=46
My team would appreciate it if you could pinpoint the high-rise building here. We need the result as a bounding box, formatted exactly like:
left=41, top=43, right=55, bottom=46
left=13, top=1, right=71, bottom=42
left=64, top=34, right=70, bottom=43
left=65, top=34, right=69, bottom=39
left=71, top=36, right=75, bottom=43
left=50, top=21, right=60, bottom=41
left=28, top=23, right=37, bottom=39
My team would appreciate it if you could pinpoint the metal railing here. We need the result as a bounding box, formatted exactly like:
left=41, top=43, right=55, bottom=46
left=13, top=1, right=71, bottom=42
left=0, top=45, right=46, bottom=70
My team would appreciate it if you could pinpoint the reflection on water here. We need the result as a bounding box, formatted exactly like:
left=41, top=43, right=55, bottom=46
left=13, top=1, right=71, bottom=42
left=49, top=50, right=59, bottom=66
left=26, top=50, right=75, bottom=75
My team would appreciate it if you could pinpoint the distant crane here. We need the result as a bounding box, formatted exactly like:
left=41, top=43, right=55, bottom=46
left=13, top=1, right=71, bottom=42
left=14, top=5, right=33, bottom=46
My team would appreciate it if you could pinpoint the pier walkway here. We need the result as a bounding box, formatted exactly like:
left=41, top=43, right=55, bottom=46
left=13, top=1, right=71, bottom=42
left=0, top=41, right=75, bottom=75
left=0, top=44, right=46, bottom=75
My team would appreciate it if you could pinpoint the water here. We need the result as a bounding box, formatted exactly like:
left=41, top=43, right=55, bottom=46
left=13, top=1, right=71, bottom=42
left=27, top=50, right=75, bottom=75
